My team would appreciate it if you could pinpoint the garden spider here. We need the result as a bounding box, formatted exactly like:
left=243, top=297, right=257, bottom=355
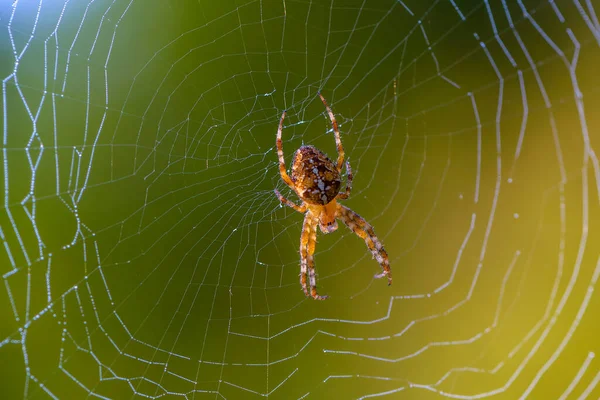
left=274, top=93, right=391, bottom=300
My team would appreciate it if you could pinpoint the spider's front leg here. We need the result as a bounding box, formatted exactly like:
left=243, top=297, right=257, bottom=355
left=301, top=212, right=328, bottom=300
left=338, top=204, right=392, bottom=285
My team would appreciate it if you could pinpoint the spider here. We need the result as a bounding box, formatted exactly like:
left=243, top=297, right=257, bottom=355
left=274, top=93, right=391, bottom=300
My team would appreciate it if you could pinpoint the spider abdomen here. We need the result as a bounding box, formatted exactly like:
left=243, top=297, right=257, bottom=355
left=291, top=145, right=341, bottom=205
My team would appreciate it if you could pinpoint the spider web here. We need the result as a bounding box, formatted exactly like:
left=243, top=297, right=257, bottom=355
left=2, top=0, right=600, bottom=398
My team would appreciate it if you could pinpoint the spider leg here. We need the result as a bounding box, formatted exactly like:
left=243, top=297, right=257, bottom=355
left=274, top=189, right=306, bottom=213
left=300, top=212, right=328, bottom=300
left=318, top=93, right=345, bottom=171
left=337, top=204, right=392, bottom=285
left=336, top=161, right=352, bottom=200
left=276, top=110, right=295, bottom=190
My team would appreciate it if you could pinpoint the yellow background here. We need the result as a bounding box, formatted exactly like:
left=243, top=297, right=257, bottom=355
left=1, top=0, right=599, bottom=399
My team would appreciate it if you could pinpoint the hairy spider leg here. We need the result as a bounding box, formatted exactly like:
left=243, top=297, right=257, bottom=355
left=318, top=93, right=345, bottom=171
left=299, top=213, right=312, bottom=297
left=336, top=161, right=353, bottom=200
left=300, top=212, right=328, bottom=300
left=338, top=204, right=392, bottom=285
left=276, top=110, right=295, bottom=190
left=274, top=189, right=306, bottom=213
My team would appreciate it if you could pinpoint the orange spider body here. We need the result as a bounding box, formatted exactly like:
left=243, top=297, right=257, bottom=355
left=274, top=93, right=391, bottom=300
left=291, top=145, right=341, bottom=205
left=291, top=145, right=340, bottom=233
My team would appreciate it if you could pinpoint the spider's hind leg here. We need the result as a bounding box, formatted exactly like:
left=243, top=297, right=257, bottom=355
left=336, top=161, right=352, bottom=200
left=318, top=93, right=345, bottom=171
left=276, top=110, right=295, bottom=190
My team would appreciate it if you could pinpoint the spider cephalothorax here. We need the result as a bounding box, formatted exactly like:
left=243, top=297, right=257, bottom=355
left=274, top=93, right=391, bottom=300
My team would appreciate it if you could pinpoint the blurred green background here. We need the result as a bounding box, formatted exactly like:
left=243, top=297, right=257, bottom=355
left=1, top=0, right=600, bottom=398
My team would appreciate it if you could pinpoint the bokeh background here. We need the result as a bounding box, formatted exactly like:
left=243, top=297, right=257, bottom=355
left=1, top=0, right=600, bottom=398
